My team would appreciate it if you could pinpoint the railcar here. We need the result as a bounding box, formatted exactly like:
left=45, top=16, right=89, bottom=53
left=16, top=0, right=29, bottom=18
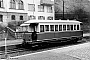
left=20, top=19, right=83, bottom=45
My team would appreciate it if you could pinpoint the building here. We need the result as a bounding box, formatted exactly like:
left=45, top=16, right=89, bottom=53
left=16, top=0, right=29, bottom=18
left=0, top=0, right=27, bottom=23
left=27, top=0, right=54, bottom=21
left=0, top=0, right=54, bottom=31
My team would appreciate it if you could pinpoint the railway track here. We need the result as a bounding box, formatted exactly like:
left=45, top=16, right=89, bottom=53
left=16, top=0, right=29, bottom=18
left=0, top=48, right=29, bottom=55
left=0, top=38, right=89, bottom=59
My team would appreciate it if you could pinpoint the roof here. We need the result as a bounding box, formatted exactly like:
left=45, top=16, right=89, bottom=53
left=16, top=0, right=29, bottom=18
left=20, top=23, right=30, bottom=26
left=24, top=19, right=82, bottom=24
left=20, top=19, right=82, bottom=26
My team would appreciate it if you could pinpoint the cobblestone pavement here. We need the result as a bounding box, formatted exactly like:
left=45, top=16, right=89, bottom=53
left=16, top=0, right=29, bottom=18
left=63, top=46, right=90, bottom=60
left=6, top=42, right=90, bottom=60
left=52, top=42, right=90, bottom=60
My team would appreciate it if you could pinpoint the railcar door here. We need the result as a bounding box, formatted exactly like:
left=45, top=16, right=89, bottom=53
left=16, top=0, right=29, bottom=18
left=32, top=31, right=37, bottom=42
left=31, top=23, right=38, bottom=42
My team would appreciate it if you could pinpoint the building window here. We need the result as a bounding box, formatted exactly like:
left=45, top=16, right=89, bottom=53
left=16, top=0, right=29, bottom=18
left=0, top=0, right=3, bottom=8
left=59, top=25, right=62, bottom=31
left=38, top=5, right=44, bottom=12
left=20, top=16, right=23, bottom=20
left=22, top=26, right=28, bottom=31
left=50, top=25, right=54, bottom=31
left=63, top=25, right=66, bottom=31
left=55, top=25, right=58, bottom=31
left=40, top=25, right=44, bottom=32
left=18, top=0, right=24, bottom=9
left=38, top=16, right=45, bottom=20
left=0, top=15, right=3, bottom=22
left=10, top=0, right=16, bottom=9
left=47, top=16, right=53, bottom=20
left=28, top=4, right=35, bottom=11
left=45, top=25, right=49, bottom=31
left=29, top=15, right=36, bottom=20
left=11, top=15, right=15, bottom=20
left=47, top=6, right=52, bottom=13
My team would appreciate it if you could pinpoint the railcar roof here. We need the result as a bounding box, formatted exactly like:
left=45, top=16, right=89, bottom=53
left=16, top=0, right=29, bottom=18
left=24, top=20, right=82, bottom=24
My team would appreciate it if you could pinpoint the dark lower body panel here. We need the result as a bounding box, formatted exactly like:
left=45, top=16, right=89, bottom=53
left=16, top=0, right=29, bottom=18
left=23, top=31, right=83, bottom=45
left=37, top=31, right=83, bottom=40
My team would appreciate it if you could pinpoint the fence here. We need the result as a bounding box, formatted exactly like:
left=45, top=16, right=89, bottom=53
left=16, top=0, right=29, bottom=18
left=7, top=27, right=16, bottom=39
left=83, top=29, right=90, bottom=33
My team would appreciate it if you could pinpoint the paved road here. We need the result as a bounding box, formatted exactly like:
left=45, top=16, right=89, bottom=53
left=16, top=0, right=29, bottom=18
left=6, top=42, right=90, bottom=60
left=0, top=39, right=23, bottom=47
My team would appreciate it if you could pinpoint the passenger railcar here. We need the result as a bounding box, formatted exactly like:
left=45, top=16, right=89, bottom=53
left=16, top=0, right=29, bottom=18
left=20, top=19, right=83, bottom=45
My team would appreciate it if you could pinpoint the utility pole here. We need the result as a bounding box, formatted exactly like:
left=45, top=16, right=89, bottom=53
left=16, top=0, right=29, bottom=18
left=4, top=0, right=8, bottom=59
left=33, top=0, right=35, bottom=19
left=63, top=0, right=64, bottom=20
left=4, top=27, right=8, bottom=59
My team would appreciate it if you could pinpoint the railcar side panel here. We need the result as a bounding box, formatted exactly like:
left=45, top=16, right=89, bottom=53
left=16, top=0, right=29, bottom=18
left=37, top=33, right=54, bottom=40
left=23, top=33, right=32, bottom=41
left=37, top=31, right=83, bottom=40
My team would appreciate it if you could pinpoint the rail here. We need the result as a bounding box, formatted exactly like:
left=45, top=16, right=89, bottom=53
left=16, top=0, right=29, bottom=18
left=7, top=27, right=15, bottom=32
left=7, top=27, right=16, bottom=39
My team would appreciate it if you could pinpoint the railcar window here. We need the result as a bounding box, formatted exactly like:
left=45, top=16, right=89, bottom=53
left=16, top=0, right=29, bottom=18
left=40, top=25, right=44, bottom=32
left=22, top=26, right=28, bottom=31
left=67, top=25, right=70, bottom=30
left=55, top=25, right=58, bottom=31
left=50, top=25, right=54, bottom=31
left=59, top=25, right=62, bottom=31
left=45, top=25, right=49, bottom=31
left=63, top=25, right=66, bottom=31
left=74, top=25, right=76, bottom=30
left=71, top=25, right=73, bottom=30
left=77, top=25, right=79, bottom=30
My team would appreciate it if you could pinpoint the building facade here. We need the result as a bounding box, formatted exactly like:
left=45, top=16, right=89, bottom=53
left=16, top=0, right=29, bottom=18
left=0, top=0, right=28, bottom=23
left=0, top=0, right=54, bottom=31
left=27, top=0, right=54, bottom=20
left=0, top=0, right=54, bottom=22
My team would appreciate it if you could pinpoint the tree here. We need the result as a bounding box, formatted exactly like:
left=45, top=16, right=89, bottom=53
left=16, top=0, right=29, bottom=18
left=0, top=20, right=24, bottom=32
left=0, top=22, right=8, bottom=32
left=55, top=0, right=90, bottom=21
left=8, top=21, right=25, bottom=31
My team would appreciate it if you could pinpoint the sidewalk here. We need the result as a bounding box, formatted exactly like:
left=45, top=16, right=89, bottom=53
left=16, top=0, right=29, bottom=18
left=0, top=39, right=23, bottom=47
left=83, top=33, right=90, bottom=37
